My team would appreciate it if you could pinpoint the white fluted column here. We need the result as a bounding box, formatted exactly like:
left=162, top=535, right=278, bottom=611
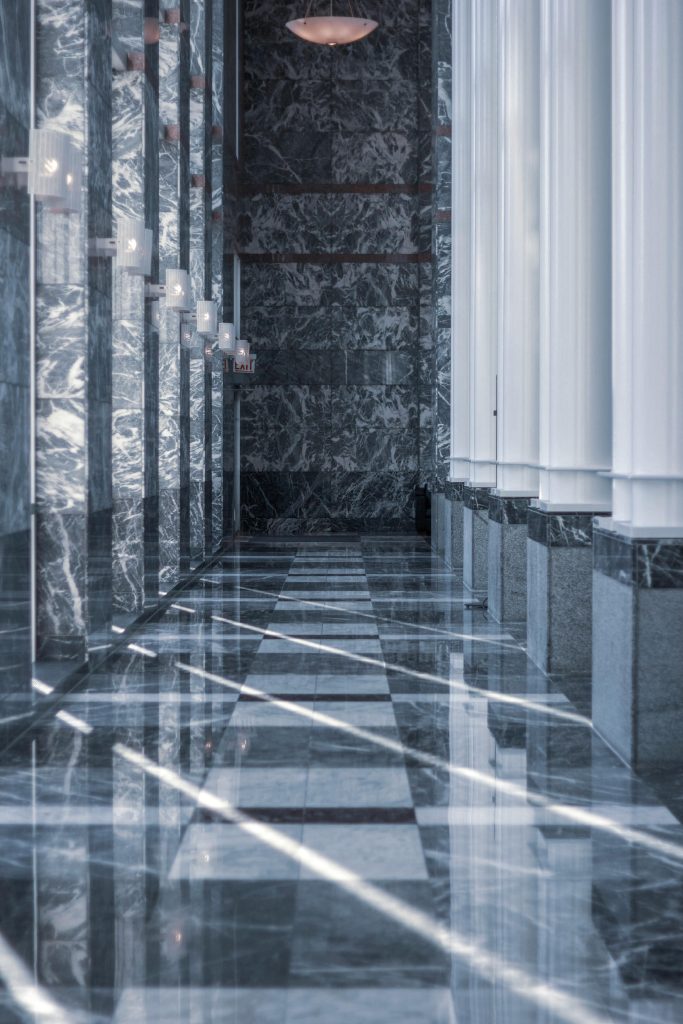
left=538, top=0, right=611, bottom=511
left=612, top=0, right=683, bottom=536
left=449, top=0, right=472, bottom=483
left=496, top=0, right=540, bottom=497
left=468, top=0, right=499, bottom=488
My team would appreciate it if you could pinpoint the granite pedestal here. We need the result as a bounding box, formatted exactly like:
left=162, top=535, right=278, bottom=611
left=463, top=486, right=491, bottom=596
left=488, top=496, right=531, bottom=623
left=527, top=508, right=601, bottom=675
left=446, top=480, right=464, bottom=571
left=592, top=524, right=683, bottom=767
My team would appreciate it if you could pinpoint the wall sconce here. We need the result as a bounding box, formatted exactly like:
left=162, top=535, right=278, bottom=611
left=196, top=299, right=217, bottom=336
left=165, top=268, right=191, bottom=311
left=91, top=219, right=153, bottom=266
left=1, top=129, right=82, bottom=212
left=217, top=322, right=235, bottom=353
left=235, top=340, right=250, bottom=360
left=116, top=217, right=146, bottom=273
left=29, top=130, right=69, bottom=203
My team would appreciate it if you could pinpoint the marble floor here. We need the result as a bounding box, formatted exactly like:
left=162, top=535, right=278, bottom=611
left=1, top=535, right=683, bottom=1023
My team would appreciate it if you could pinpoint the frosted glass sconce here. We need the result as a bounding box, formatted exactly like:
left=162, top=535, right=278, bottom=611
left=29, top=130, right=69, bottom=202
left=92, top=219, right=153, bottom=266
left=235, top=340, right=250, bottom=360
left=116, top=217, right=147, bottom=273
left=180, top=322, right=194, bottom=347
left=217, top=322, right=236, bottom=352
left=196, top=299, right=217, bottom=336
left=1, top=129, right=82, bottom=212
left=165, top=268, right=191, bottom=311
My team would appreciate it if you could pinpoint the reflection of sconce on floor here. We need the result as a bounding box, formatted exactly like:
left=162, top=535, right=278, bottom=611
left=1, top=129, right=82, bottom=213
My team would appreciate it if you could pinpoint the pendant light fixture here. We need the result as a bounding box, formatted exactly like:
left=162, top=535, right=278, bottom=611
left=286, top=1, right=377, bottom=46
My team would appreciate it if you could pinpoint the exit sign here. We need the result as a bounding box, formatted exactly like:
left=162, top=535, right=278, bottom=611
left=225, top=354, right=257, bottom=374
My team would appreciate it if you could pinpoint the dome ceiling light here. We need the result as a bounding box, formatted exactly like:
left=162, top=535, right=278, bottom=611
left=286, top=1, right=378, bottom=46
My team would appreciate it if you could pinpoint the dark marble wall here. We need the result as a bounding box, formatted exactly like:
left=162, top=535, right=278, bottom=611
left=0, top=0, right=32, bottom=694
left=112, top=0, right=150, bottom=619
left=431, top=0, right=452, bottom=489
left=0, top=0, right=233, bottom=692
left=34, top=0, right=114, bottom=661
left=238, top=0, right=433, bottom=533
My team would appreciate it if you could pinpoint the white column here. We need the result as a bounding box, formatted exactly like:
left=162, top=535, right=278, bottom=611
left=450, top=0, right=472, bottom=482
left=538, top=0, right=612, bottom=511
left=612, top=0, right=683, bottom=537
left=468, top=0, right=499, bottom=488
left=496, top=0, right=540, bottom=497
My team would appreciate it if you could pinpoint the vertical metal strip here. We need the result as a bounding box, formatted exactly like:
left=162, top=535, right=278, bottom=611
left=29, top=0, right=37, bottom=664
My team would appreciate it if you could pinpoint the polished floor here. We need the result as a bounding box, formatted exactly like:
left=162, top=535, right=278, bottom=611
left=1, top=535, right=683, bottom=1022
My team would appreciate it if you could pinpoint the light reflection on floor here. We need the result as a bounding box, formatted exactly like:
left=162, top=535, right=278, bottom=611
left=0, top=535, right=682, bottom=1023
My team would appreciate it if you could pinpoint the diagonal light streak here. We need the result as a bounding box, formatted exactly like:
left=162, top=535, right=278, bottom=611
left=177, top=661, right=683, bottom=867
left=211, top=613, right=589, bottom=727
left=0, top=931, right=79, bottom=1024
left=240, top=583, right=515, bottom=646
left=113, top=741, right=612, bottom=1024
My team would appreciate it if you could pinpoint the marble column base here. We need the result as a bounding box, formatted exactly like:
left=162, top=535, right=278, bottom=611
left=592, top=524, right=683, bottom=767
left=445, top=481, right=464, bottom=571
left=488, top=496, right=531, bottom=623
left=463, top=486, right=491, bottom=595
left=527, top=508, right=599, bottom=675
